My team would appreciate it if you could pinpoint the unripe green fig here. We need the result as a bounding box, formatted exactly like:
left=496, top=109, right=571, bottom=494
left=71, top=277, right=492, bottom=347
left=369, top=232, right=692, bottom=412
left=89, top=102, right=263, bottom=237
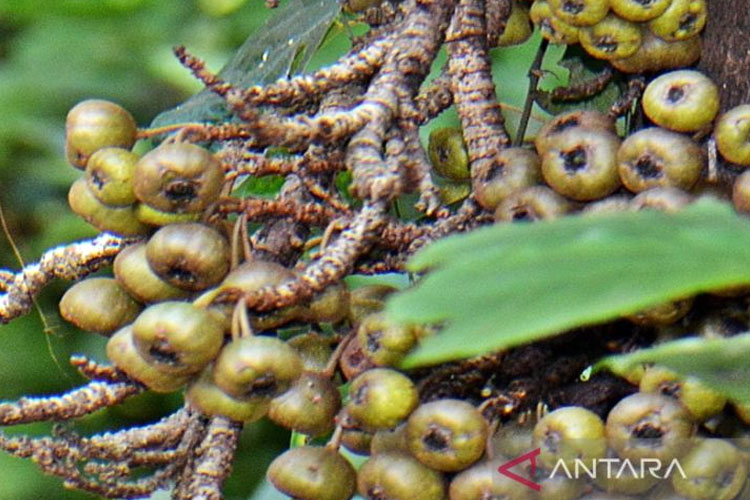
left=132, top=300, right=225, bottom=376
left=106, top=325, right=190, bottom=393
left=268, top=446, right=357, bottom=500
left=59, top=277, right=141, bottom=335
left=113, top=243, right=190, bottom=304
left=85, top=147, right=139, bottom=206
left=65, top=99, right=137, bottom=169
left=134, top=203, right=201, bottom=226
left=68, top=177, right=150, bottom=236
left=268, top=373, right=341, bottom=437
left=185, top=366, right=270, bottom=422
left=213, top=335, right=304, bottom=400
left=428, top=127, right=470, bottom=181
left=133, top=142, right=224, bottom=214
left=146, top=222, right=230, bottom=291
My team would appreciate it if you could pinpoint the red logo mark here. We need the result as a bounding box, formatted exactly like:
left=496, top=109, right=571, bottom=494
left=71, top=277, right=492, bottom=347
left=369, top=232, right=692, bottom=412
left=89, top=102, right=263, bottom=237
left=497, top=448, right=541, bottom=492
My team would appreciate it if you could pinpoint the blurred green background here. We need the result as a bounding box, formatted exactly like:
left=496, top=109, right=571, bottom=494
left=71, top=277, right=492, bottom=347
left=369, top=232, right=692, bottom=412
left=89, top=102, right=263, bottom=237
left=0, top=1, right=325, bottom=498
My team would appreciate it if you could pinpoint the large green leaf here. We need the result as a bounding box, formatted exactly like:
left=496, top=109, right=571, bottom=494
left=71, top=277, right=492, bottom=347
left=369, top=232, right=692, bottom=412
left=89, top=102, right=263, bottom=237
left=387, top=199, right=750, bottom=367
left=595, top=334, right=750, bottom=404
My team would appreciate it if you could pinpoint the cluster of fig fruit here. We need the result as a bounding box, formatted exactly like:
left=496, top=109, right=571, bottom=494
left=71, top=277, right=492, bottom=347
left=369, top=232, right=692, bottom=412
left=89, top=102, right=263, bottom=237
left=526, top=0, right=706, bottom=73
left=430, top=67, right=750, bottom=326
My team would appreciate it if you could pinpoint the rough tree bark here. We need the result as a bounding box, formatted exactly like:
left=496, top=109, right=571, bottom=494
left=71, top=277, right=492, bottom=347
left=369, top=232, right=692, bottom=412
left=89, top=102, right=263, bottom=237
left=699, top=3, right=750, bottom=110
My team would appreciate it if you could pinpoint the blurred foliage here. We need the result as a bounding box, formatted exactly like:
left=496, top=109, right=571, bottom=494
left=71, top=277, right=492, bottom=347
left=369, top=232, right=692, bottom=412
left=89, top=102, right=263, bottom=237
left=389, top=200, right=750, bottom=368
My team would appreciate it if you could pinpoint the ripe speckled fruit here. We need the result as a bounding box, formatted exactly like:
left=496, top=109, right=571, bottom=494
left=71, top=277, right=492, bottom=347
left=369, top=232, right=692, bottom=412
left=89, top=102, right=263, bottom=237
left=536, top=110, right=616, bottom=155
left=356, top=312, right=418, bottom=367
left=532, top=406, right=607, bottom=470
left=606, top=392, right=694, bottom=462
left=85, top=147, right=139, bottom=206
left=733, top=171, right=750, bottom=214
left=449, top=459, right=534, bottom=500
left=671, top=439, right=747, bottom=500
left=134, top=142, right=224, bottom=214
left=529, top=0, right=580, bottom=45
left=346, top=368, right=419, bottom=430
left=185, top=366, right=270, bottom=422
left=579, top=14, right=642, bottom=61
left=494, top=185, right=572, bottom=222
left=406, top=399, right=488, bottom=472
left=357, top=452, right=446, bottom=500
left=213, top=335, right=304, bottom=400
left=348, top=284, right=397, bottom=326
left=609, top=0, right=671, bottom=22
left=541, top=127, right=622, bottom=201
left=428, top=127, right=470, bottom=181
left=611, top=28, right=702, bottom=74
left=630, top=186, right=693, bottom=212
left=59, top=277, right=141, bottom=335
left=65, top=99, right=137, bottom=169
left=268, top=446, right=357, bottom=500
left=642, top=70, right=719, bottom=133
left=593, top=448, right=660, bottom=495
left=716, top=105, right=750, bottom=166
left=299, top=282, right=350, bottom=324
left=496, top=1, right=533, bottom=47
left=473, top=147, right=541, bottom=211
left=106, top=325, right=190, bottom=393
left=132, top=301, right=225, bottom=376
left=287, top=332, right=335, bottom=373
left=548, top=0, right=609, bottom=27
left=617, top=127, right=703, bottom=193
left=625, top=297, right=693, bottom=326
left=648, top=0, right=707, bottom=41
left=639, top=365, right=727, bottom=422
left=146, top=222, right=230, bottom=291
left=582, top=194, right=632, bottom=215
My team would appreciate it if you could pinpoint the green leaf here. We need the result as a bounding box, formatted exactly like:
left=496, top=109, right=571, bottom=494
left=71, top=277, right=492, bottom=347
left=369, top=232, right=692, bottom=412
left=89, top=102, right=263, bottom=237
left=595, top=334, right=750, bottom=404
left=151, top=0, right=341, bottom=127
left=233, top=174, right=285, bottom=198
left=535, top=45, right=621, bottom=116
left=387, top=199, right=750, bottom=368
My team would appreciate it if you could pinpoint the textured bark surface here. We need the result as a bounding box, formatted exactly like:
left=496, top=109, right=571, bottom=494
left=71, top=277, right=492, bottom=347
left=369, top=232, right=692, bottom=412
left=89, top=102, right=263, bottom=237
left=698, top=3, right=750, bottom=110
